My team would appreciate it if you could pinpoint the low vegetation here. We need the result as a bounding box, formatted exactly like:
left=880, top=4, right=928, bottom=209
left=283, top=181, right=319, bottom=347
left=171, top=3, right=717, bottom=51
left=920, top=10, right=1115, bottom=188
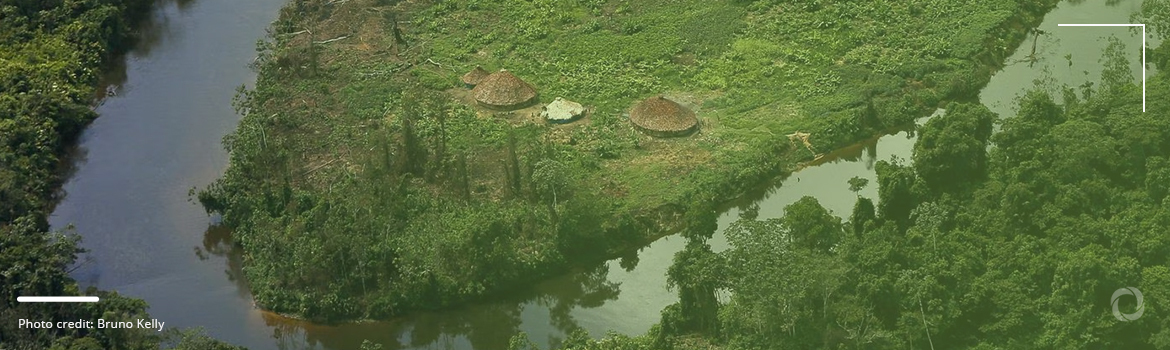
left=202, top=0, right=1061, bottom=322
left=541, top=30, right=1170, bottom=350
left=518, top=35, right=1170, bottom=350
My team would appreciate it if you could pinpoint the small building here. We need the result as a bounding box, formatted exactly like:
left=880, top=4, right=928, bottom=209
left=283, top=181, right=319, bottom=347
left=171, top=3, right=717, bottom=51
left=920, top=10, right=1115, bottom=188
left=461, top=66, right=489, bottom=88
left=471, top=69, right=538, bottom=110
left=629, top=96, right=699, bottom=137
left=541, top=97, right=585, bottom=124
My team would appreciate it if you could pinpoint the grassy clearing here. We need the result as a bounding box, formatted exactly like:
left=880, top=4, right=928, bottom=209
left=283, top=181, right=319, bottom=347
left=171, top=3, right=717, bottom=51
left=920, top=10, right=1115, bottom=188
left=203, top=0, right=1059, bottom=321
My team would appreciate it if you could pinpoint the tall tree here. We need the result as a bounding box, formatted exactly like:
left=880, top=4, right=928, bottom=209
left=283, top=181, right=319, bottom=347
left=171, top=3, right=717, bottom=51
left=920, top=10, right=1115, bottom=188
left=911, top=103, right=994, bottom=193
left=782, top=196, right=844, bottom=253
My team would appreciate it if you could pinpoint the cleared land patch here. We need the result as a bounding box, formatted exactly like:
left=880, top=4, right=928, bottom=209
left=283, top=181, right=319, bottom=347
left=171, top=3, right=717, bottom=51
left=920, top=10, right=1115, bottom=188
left=203, top=0, right=1058, bottom=321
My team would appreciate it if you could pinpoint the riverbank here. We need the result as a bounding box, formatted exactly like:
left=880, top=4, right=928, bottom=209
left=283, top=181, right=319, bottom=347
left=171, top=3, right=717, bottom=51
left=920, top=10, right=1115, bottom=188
left=0, top=1, right=243, bottom=349
left=202, top=0, right=1061, bottom=322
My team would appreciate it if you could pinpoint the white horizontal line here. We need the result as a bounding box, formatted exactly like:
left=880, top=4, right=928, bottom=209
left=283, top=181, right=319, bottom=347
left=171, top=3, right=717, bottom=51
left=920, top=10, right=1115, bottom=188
left=18, top=296, right=100, bottom=303
left=1058, top=23, right=1144, bottom=27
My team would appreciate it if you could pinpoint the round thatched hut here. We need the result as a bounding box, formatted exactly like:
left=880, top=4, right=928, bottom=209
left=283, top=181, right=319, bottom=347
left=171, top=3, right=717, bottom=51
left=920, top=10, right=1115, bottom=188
left=629, top=96, right=698, bottom=137
left=471, top=69, right=537, bottom=110
left=461, top=66, right=489, bottom=88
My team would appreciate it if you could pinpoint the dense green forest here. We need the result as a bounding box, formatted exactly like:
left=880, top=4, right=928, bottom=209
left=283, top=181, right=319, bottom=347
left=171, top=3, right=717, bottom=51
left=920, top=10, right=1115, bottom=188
left=205, top=0, right=1067, bottom=323
left=10, top=0, right=1170, bottom=348
left=202, top=0, right=1061, bottom=322
left=533, top=20, right=1170, bottom=350
left=0, top=0, right=240, bottom=349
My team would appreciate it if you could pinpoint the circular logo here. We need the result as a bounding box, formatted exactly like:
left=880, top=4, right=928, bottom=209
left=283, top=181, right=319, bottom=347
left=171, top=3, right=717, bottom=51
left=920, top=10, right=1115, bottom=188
left=1112, top=287, right=1144, bottom=322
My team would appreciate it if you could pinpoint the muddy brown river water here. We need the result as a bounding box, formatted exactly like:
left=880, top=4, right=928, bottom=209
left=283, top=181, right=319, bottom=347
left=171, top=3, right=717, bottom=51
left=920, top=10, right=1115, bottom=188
left=50, top=0, right=1152, bottom=349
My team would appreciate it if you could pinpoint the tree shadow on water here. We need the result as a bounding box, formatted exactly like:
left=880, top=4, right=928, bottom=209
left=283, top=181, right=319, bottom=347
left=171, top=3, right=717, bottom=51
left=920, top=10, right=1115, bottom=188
left=240, top=261, right=623, bottom=350
left=195, top=223, right=251, bottom=298
left=197, top=220, right=624, bottom=350
left=94, top=0, right=198, bottom=101
left=533, top=263, right=622, bottom=347
left=1067, top=0, right=1125, bottom=7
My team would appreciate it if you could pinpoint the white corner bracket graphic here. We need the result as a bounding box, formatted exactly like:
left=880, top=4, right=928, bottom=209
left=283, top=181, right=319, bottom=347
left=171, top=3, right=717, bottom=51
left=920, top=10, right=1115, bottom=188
left=1058, top=23, right=1147, bottom=112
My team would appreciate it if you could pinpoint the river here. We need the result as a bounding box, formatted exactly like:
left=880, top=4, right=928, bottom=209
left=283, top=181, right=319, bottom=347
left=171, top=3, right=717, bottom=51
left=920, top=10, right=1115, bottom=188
left=50, top=0, right=1152, bottom=349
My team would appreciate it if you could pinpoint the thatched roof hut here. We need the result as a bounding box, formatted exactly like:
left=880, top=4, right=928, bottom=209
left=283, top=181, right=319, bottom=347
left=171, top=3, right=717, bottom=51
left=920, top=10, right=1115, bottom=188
left=629, top=96, right=698, bottom=137
left=461, top=66, right=489, bottom=88
left=541, top=97, right=585, bottom=124
left=471, top=69, right=537, bottom=110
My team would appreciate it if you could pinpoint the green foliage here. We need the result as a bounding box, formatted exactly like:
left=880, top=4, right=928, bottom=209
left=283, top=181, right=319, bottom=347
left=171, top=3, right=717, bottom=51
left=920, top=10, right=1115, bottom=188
left=847, top=176, right=869, bottom=193
left=782, top=196, right=845, bottom=253
left=875, top=158, right=920, bottom=224
left=161, top=328, right=247, bottom=350
left=204, top=0, right=1061, bottom=323
left=550, top=329, right=656, bottom=350
left=664, top=239, right=722, bottom=336
left=1134, top=0, right=1170, bottom=41
left=0, top=1, right=230, bottom=349
left=1100, top=36, right=1137, bottom=95
left=1148, top=157, right=1170, bottom=201
left=533, top=159, right=569, bottom=209
left=359, top=340, right=384, bottom=350
left=912, top=103, right=995, bottom=193
left=679, top=4, right=745, bottom=58
left=720, top=199, right=853, bottom=348
left=849, top=196, right=876, bottom=237
left=659, top=64, right=1170, bottom=348
left=0, top=219, right=171, bottom=350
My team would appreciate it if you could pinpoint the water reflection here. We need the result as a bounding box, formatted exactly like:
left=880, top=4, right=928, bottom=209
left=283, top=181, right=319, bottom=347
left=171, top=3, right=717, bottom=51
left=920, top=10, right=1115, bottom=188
left=187, top=111, right=924, bottom=350
left=55, top=0, right=1154, bottom=348
left=196, top=224, right=251, bottom=298
left=199, top=224, right=620, bottom=350
left=717, top=119, right=915, bottom=221
left=617, top=250, right=640, bottom=272
left=130, top=0, right=202, bottom=58
left=1067, top=0, right=1124, bottom=6
left=94, top=0, right=195, bottom=101
left=196, top=108, right=930, bottom=350
left=53, top=0, right=290, bottom=347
